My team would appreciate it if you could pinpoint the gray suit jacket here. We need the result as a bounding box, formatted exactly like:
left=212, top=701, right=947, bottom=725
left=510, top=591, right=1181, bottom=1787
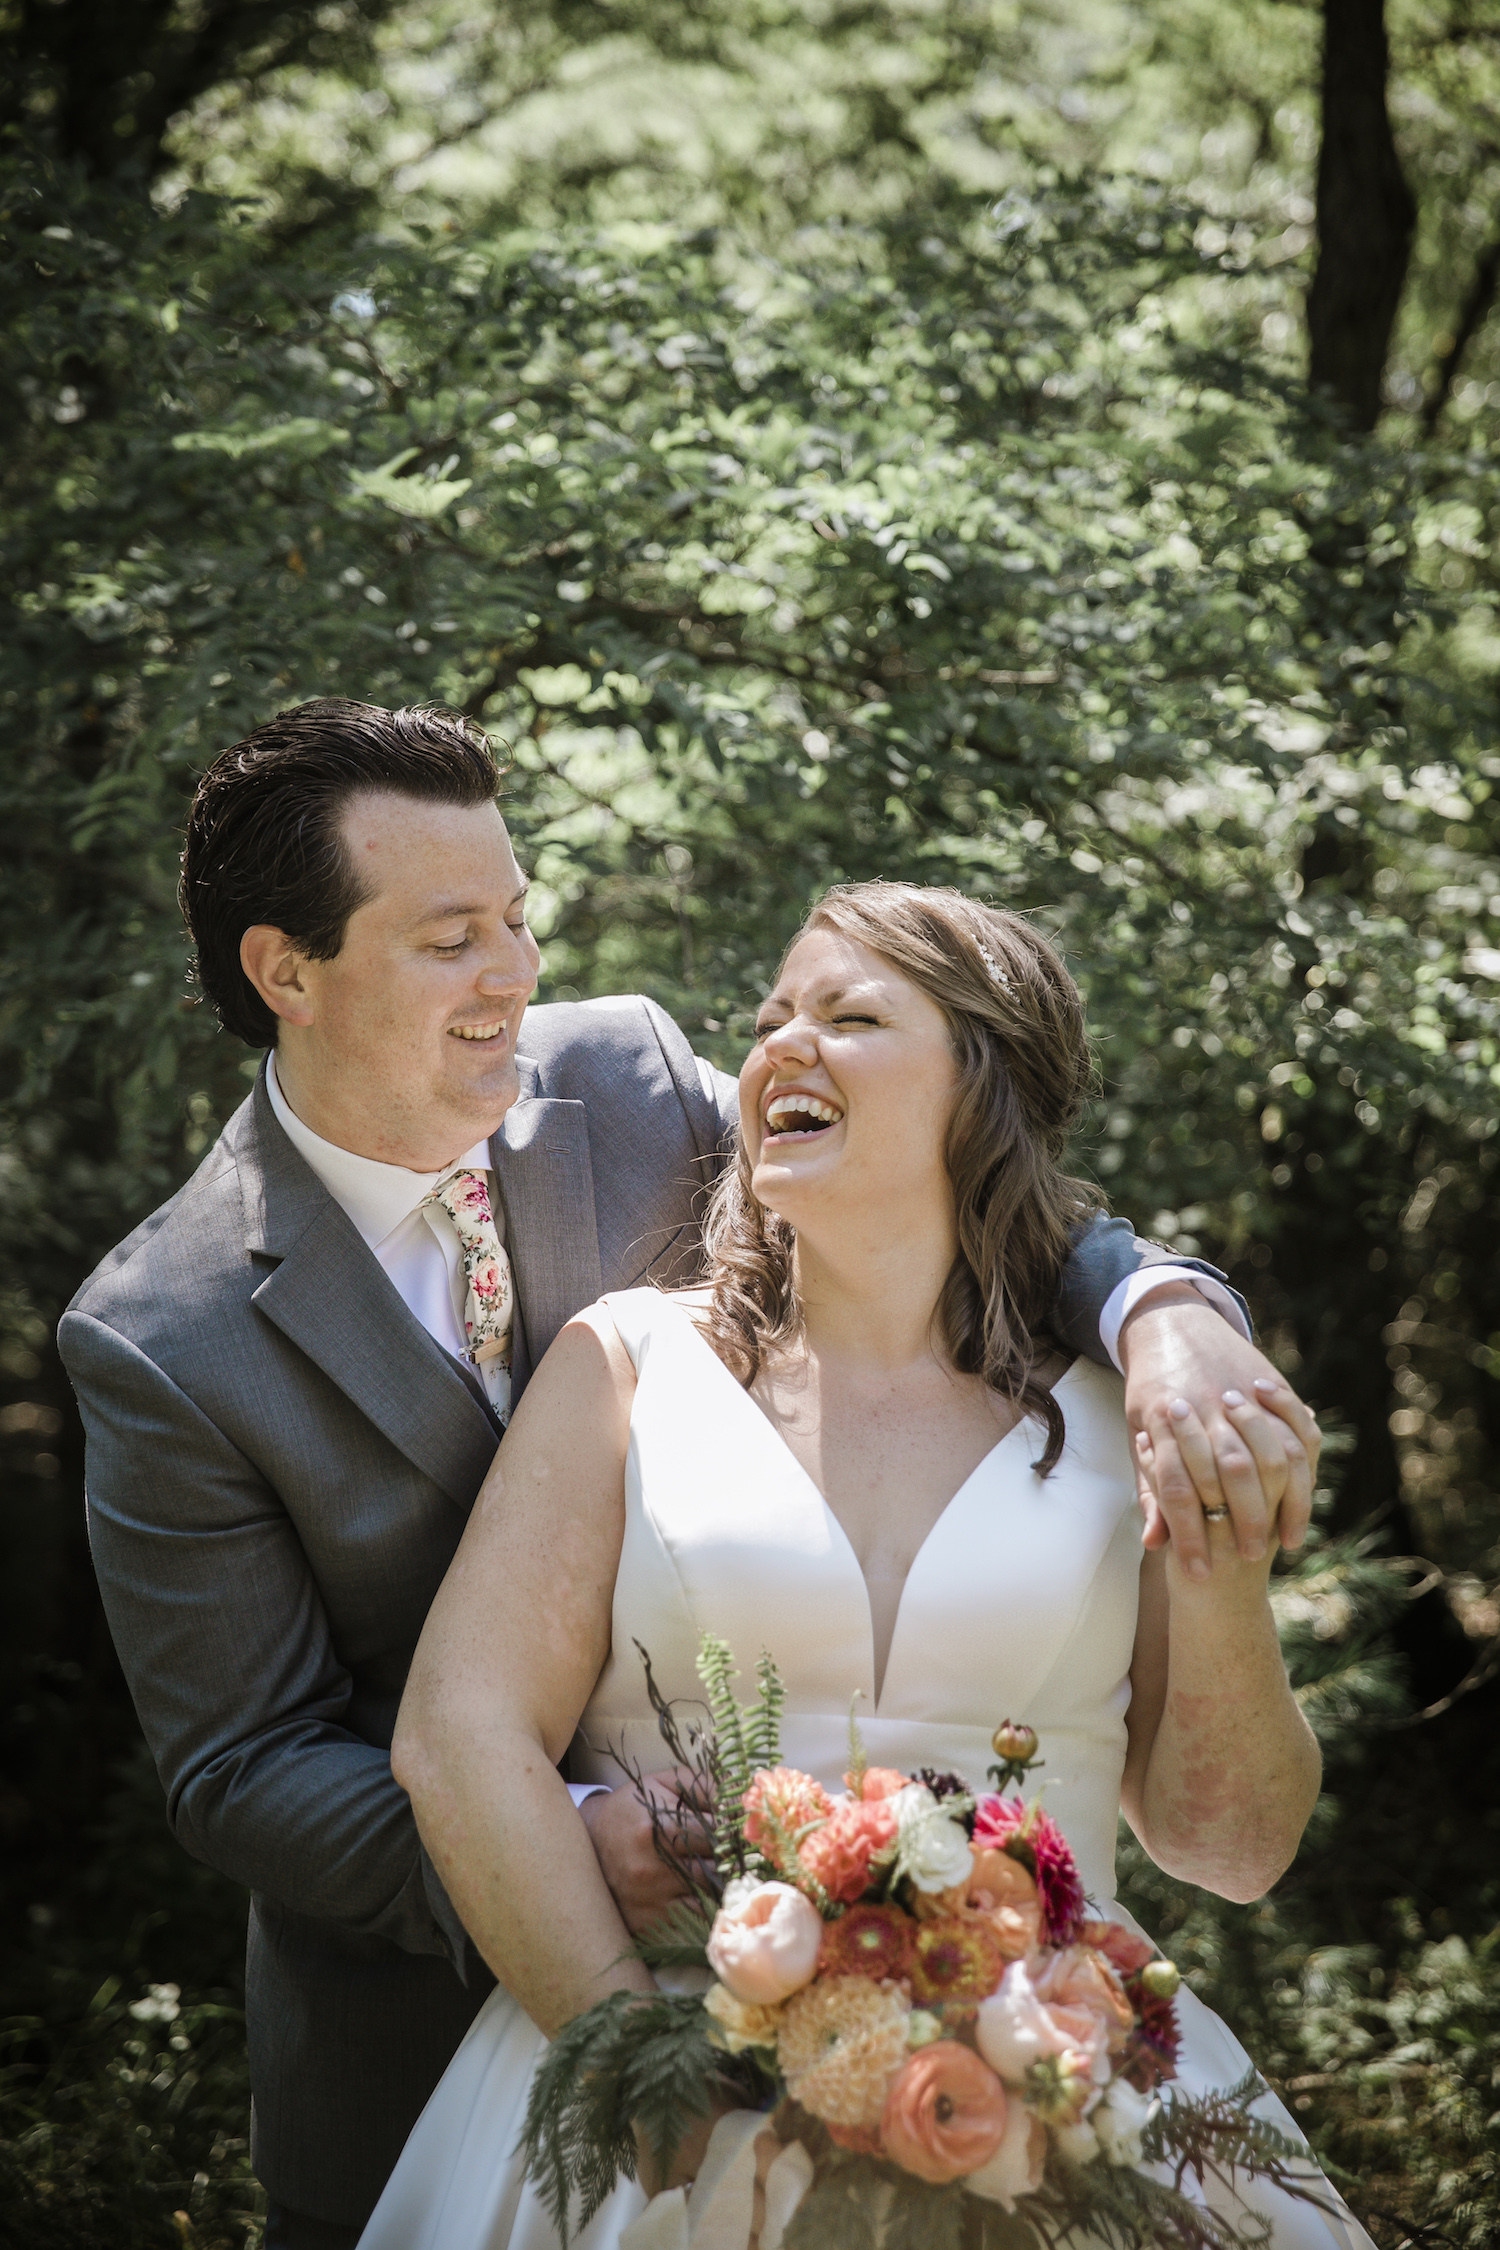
left=59, top=993, right=1242, bottom=2226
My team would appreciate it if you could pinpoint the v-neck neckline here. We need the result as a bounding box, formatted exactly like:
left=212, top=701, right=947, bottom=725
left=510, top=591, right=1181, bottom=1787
left=656, top=1297, right=1081, bottom=1708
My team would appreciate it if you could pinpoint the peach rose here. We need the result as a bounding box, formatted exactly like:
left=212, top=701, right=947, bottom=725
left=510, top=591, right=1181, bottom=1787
left=706, top=1879, right=823, bottom=2005
left=879, top=2042, right=1009, bottom=2184
left=966, top=2095, right=1047, bottom=2209
left=1031, top=1944, right=1135, bottom=2052
left=974, top=1957, right=1110, bottom=2090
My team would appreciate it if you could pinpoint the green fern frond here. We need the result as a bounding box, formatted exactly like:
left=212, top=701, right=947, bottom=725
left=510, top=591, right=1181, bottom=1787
left=629, top=1892, right=717, bottom=1968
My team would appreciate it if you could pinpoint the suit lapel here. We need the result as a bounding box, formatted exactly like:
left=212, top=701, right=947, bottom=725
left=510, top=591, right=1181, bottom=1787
left=237, top=1077, right=500, bottom=1511
left=491, top=1077, right=602, bottom=1394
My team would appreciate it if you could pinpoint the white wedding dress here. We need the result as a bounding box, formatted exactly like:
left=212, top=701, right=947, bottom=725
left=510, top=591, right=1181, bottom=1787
left=358, top=1291, right=1373, bottom=2250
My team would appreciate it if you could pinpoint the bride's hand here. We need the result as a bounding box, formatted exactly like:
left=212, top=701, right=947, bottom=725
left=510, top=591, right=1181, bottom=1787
left=632, top=2091, right=738, bottom=2199
left=1117, top=1284, right=1319, bottom=1578
left=579, top=1766, right=716, bottom=1936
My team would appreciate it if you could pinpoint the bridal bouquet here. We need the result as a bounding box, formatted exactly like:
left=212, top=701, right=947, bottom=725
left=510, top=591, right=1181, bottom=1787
left=524, top=1637, right=1328, bottom=2250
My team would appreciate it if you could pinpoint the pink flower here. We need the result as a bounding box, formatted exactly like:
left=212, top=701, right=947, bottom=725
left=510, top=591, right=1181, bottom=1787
left=965, top=2095, right=1047, bottom=2209
left=973, top=1957, right=1110, bottom=2095
left=472, top=1260, right=503, bottom=1298
left=971, top=1795, right=1085, bottom=1944
left=706, top=1879, right=823, bottom=2005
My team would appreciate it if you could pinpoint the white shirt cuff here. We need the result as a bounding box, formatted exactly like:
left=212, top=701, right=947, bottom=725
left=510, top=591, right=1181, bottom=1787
left=1098, top=1267, right=1251, bottom=1374
left=567, top=1781, right=611, bottom=1807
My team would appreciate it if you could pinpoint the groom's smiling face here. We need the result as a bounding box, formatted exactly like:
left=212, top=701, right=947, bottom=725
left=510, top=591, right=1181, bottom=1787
left=243, top=790, right=541, bottom=1169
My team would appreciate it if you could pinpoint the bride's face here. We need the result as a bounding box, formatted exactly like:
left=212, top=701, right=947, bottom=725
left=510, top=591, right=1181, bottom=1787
left=740, top=926, right=960, bottom=1234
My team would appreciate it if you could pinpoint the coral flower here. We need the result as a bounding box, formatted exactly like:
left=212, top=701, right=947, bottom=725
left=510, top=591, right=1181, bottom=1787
left=846, top=1766, right=910, bottom=1803
left=799, top=1798, right=898, bottom=1904
left=743, top=1767, right=832, bottom=1878
left=707, top=1879, right=824, bottom=2004
left=909, top=1916, right=1007, bottom=2006
left=1079, top=1918, right=1155, bottom=1978
left=778, top=1976, right=911, bottom=2128
left=971, top=1794, right=1086, bottom=1944
left=879, top=2042, right=1009, bottom=2183
left=918, top=1847, right=1044, bottom=1960
left=818, top=1903, right=915, bottom=1984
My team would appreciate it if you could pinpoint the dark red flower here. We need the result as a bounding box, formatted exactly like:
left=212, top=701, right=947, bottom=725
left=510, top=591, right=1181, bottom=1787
left=1125, top=1985, right=1181, bottom=2085
left=971, top=1794, right=1085, bottom=1945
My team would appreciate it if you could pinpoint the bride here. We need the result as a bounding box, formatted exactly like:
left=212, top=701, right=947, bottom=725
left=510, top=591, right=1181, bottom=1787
left=359, top=882, right=1373, bottom=2250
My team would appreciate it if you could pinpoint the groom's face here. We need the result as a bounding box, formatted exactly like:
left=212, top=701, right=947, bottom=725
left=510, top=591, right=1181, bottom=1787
left=269, top=790, right=541, bottom=1167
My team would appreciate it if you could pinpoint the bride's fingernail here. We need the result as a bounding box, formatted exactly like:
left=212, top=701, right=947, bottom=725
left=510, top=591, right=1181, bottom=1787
left=1222, top=1389, right=1246, bottom=1407
left=1253, top=1377, right=1279, bottom=1393
left=1169, top=1398, right=1191, bottom=1421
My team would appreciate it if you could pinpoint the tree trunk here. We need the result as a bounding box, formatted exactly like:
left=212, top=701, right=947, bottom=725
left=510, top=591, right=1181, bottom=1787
left=1306, top=0, right=1416, bottom=430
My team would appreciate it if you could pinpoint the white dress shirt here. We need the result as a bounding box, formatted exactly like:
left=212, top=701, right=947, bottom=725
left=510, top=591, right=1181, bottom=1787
left=1098, top=1266, right=1251, bottom=1370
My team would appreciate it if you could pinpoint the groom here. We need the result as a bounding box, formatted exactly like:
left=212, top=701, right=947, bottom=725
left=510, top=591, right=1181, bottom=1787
left=60, top=699, right=1314, bottom=2247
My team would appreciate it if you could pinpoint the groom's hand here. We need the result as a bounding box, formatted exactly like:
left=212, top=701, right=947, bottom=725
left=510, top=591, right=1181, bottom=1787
left=579, top=1765, right=716, bottom=1936
left=1117, top=1284, right=1319, bottom=1579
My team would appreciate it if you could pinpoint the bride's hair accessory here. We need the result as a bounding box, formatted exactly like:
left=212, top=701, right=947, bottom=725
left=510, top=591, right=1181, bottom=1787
left=976, top=938, right=1011, bottom=989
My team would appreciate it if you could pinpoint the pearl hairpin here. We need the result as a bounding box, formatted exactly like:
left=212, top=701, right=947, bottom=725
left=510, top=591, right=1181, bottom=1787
left=977, top=941, right=1011, bottom=989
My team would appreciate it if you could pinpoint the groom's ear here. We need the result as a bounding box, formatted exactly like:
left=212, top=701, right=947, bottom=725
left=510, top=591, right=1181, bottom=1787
left=239, top=926, right=316, bottom=1029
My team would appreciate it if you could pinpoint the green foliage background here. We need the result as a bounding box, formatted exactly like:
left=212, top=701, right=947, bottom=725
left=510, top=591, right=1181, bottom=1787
left=3, top=5, right=1500, bottom=2246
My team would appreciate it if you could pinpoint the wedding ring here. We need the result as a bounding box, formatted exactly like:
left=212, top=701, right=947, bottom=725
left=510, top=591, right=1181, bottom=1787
left=1202, top=1505, right=1231, bottom=1523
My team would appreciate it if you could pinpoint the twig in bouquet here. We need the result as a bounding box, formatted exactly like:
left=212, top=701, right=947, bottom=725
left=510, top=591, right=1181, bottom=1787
left=1145, top=2073, right=1346, bottom=2233
left=617, top=1640, right=726, bottom=1900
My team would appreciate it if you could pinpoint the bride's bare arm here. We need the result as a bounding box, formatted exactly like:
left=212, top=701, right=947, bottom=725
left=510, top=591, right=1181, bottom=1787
left=1119, top=1492, right=1320, bottom=1903
left=391, top=1306, right=655, bottom=2035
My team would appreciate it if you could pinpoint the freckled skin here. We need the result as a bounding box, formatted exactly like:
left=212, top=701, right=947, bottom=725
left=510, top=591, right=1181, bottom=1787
left=1121, top=1530, right=1321, bottom=1901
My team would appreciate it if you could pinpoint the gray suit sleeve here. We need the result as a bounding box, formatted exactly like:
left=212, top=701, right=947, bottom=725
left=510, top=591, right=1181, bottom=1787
left=1051, top=1212, right=1252, bottom=1366
left=63, top=1310, right=467, bottom=1968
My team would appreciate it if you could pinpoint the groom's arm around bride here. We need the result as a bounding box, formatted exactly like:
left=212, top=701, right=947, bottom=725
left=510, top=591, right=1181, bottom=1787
left=58, top=698, right=1317, bottom=2247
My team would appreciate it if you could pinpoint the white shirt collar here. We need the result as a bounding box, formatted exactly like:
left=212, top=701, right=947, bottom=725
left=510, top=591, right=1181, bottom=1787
left=265, top=1052, right=492, bottom=1253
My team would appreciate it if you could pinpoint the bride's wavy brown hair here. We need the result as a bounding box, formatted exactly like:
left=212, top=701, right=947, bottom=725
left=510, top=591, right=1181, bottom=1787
left=700, top=882, right=1103, bottom=1475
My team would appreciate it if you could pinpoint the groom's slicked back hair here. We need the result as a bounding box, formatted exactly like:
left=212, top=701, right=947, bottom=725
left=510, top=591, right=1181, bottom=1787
left=180, top=698, right=502, bottom=1047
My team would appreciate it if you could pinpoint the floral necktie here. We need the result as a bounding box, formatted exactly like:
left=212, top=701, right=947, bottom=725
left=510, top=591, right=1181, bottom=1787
left=423, top=1170, right=515, bottom=1370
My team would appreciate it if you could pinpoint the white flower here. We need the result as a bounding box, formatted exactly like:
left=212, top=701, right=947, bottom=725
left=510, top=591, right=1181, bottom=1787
left=1053, top=2113, right=1101, bottom=2164
left=1093, top=2075, right=1160, bottom=2168
left=892, top=1785, right=974, bottom=1893
left=128, top=1982, right=181, bottom=2025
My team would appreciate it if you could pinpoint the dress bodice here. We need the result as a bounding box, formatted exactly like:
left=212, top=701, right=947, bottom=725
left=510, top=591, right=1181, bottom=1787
left=570, top=1289, right=1144, bottom=1902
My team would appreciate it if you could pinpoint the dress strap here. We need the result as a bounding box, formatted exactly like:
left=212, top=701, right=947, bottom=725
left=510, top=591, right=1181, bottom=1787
left=598, top=1285, right=679, bottom=1373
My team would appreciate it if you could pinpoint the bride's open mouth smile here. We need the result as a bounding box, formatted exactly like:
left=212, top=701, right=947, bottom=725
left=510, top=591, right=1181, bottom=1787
left=763, top=1090, right=845, bottom=1144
